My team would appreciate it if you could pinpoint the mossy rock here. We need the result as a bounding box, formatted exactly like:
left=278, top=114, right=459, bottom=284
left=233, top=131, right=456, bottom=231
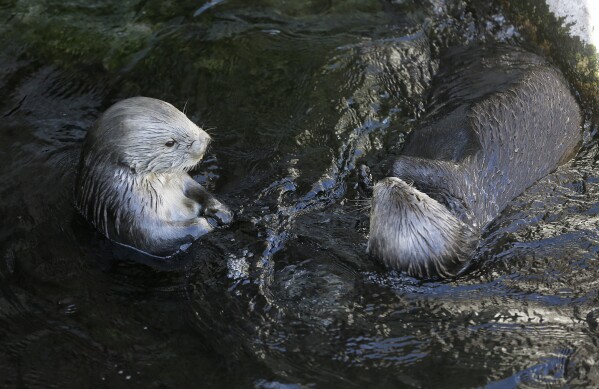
left=496, top=0, right=599, bottom=115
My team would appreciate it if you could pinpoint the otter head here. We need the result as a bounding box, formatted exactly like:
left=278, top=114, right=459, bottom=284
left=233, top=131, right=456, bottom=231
left=84, top=96, right=210, bottom=174
left=368, top=177, right=473, bottom=278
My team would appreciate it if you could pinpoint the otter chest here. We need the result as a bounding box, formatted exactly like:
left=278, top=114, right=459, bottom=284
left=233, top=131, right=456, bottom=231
left=143, top=175, right=201, bottom=221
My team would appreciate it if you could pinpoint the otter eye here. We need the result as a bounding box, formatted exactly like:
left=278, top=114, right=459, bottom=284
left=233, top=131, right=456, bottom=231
left=165, top=140, right=176, bottom=147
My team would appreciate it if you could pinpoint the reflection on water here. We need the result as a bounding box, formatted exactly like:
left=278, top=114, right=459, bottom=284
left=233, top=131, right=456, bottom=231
left=0, top=0, right=598, bottom=387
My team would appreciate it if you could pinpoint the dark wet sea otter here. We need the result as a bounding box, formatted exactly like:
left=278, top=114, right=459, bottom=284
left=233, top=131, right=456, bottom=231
left=368, top=46, right=581, bottom=278
left=75, top=97, right=232, bottom=256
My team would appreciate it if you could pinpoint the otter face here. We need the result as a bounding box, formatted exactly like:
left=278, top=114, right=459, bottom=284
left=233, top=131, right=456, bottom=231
left=90, top=97, right=210, bottom=174
left=368, top=177, right=472, bottom=278
left=120, top=117, right=210, bottom=174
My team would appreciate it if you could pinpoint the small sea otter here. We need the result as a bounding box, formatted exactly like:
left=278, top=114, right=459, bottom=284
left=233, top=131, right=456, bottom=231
left=368, top=45, right=581, bottom=278
left=75, top=97, right=232, bottom=256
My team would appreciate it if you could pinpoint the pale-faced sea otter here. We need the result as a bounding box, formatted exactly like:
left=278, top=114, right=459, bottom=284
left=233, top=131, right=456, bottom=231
left=75, top=97, right=232, bottom=256
left=368, top=45, right=581, bottom=278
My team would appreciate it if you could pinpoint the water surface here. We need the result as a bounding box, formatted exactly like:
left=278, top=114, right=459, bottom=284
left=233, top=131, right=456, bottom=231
left=0, top=0, right=598, bottom=387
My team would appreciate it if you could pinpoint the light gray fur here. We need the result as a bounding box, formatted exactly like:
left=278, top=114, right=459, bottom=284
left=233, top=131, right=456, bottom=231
left=369, top=177, right=474, bottom=277
left=75, top=96, right=232, bottom=256
left=368, top=47, right=581, bottom=278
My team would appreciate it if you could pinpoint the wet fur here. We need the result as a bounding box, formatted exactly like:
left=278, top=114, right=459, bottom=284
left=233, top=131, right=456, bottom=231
left=75, top=96, right=232, bottom=256
left=368, top=46, right=581, bottom=278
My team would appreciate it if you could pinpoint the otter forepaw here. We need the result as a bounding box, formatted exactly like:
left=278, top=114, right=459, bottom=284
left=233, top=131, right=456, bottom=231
left=203, top=202, right=233, bottom=226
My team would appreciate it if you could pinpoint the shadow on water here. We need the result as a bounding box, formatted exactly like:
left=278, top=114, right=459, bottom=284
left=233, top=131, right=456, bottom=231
left=0, top=0, right=599, bottom=387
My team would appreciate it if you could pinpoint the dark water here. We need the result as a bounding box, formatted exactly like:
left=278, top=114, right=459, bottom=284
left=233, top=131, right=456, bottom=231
left=1, top=0, right=598, bottom=387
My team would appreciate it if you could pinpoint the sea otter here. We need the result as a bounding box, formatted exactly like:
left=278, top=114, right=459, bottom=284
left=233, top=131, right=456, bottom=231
left=75, top=97, right=232, bottom=256
left=368, top=45, right=581, bottom=278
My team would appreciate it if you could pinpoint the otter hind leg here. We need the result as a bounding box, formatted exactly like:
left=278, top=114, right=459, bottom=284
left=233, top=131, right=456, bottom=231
left=135, top=217, right=214, bottom=256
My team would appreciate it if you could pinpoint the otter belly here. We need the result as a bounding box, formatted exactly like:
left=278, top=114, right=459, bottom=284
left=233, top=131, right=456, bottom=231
left=368, top=45, right=582, bottom=278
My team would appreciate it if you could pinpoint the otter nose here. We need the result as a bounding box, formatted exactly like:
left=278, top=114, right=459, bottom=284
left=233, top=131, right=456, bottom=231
left=189, top=139, right=207, bottom=158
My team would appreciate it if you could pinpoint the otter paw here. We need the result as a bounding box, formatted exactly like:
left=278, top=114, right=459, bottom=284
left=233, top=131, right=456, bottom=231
left=203, top=203, right=233, bottom=226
